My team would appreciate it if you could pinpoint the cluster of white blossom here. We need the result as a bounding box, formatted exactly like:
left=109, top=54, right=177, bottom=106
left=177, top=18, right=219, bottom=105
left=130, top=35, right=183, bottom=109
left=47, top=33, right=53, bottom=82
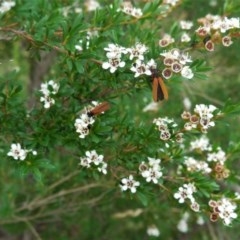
left=0, top=0, right=15, bottom=14
left=174, top=183, right=200, bottom=212
left=182, top=104, right=218, bottom=133
left=7, top=143, right=37, bottom=161
left=160, top=48, right=194, bottom=79
left=139, top=157, right=163, bottom=184
left=190, top=135, right=212, bottom=152
left=207, top=147, right=226, bottom=164
left=102, top=43, right=156, bottom=77
left=184, top=136, right=212, bottom=174
left=179, top=20, right=193, bottom=43
left=184, top=136, right=229, bottom=179
left=196, top=14, right=240, bottom=50
left=131, top=58, right=156, bottom=78
left=74, top=101, right=107, bottom=138
left=209, top=198, right=238, bottom=225
left=102, top=43, right=128, bottom=73
left=198, top=14, right=240, bottom=33
left=119, top=175, right=140, bottom=193
left=118, top=2, right=143, bottom=18
left=184, top=157, right=212, bottom=174
left=74, top=113, right=94, bottom=138
left=153, top=117, right=180, bottom=141
left=146, top=225, right=160, bottom=237
left=79, top=150, right=107, bottom=174
left=39, top=80, right=59, bottom=109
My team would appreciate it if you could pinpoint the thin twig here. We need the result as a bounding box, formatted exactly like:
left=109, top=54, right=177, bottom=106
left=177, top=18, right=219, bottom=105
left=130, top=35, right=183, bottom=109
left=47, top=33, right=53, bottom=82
left=17, top=183, right=104, bottom=212
left=24, top=220, right=43, bottom=240
left=48, top=170, right=80, bottom=191
left=1, top=191, right=109, bottom=225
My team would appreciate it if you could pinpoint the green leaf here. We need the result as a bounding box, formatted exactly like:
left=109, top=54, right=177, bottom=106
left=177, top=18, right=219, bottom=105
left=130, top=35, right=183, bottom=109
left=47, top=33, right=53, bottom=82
left=74, top=61, right=85, bottom=73
left=137, top=191, right=149, bottom=206
left=222, top=101, right=240, bottom=115
left=32, top=168, right=43, bottom=183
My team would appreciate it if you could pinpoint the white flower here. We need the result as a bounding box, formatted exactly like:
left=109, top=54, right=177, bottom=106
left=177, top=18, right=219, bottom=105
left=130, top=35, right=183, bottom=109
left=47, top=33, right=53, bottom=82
left=190, top=136, right=212, bottom=151
left=79, top=150, right=107, bottom=174
left=141, top=166, right=163, bottom=184
left=184, top=157, right=212, bottom=174
left=184, top=122, right=194, bottom=131
left=120, top=175, right=140, bottom=193
left=98, top=162, right=107, bottom=175
left=174, top=183, right=196, bottom=203
left=75, top=113, right=95, bottom=128
left=159, top=34, right=175, bottom=47
left=104, top=43, right=127, bottom=59
left=207, top=147, right=226, bottom=164
left=40, top=95, right=55, bottom=109
left=74, top=111, right=96, bottom=138
left=79, top=157, right=91, bottom=168
left=181, top=32, right=191, bottom=42
left=184, top=183, right=196, bottom=194
left=222, top=36, right=233, bottom=47
left=160, top=130, right=171, bottom=141
left=180, top=20, right=193, bottom=30
left=194, top=104, right=217, bottom=118
left=39, top=83, right=50, bottom=96
left=102, top=57, right=125, bottom=73
left=75, top=125, right=89, bottom=138
left=120, top=3, right=143, bottom=18
left=75, top=44, right=83, bottom=52
left=163, top=0, right=180, bottom=6
left=217, top=198, right=238, bottom=225
left=177, top=219, right=188, bottom=233
left=193, top=104, right=217, bottom=132
left=0, top=1, right=15, bottom=14
left=131, top=7, right=143, bottom=18
left=177, top=212, right=189, bottom=233
left=178, top=52, right=192, bottom=65
left=235, top=192, right=240, bottom=199
left=153, top=117, right=177, bottom=129
left=7, top=143, right=27, bottom=161
left=148, top=157, right=161, bottom=168
left=86, top=150, right=104, bottom=165
left=183, top=97, right=192, bottom=110
left=40, top=80, right=59, bottom=96
left=130, top=60, right=151, bottom=77
left=174, top=187, right=190, bottom=203
left=149, top=168, right=162, bottom=183
left=47, top=80, right=59, bottom=94
left=190, top=201, right=200, bottom=212
left=147, top=225, right=160, bottom=237
left=127, top=43, right=148, bottom=60
left=147, top=59, right=157, bottom=69
left=32, top=150, right=37, bottom=155
left=196, top=216, right=205, bottom=225
left=39, top=80, right=59, bottom=108
left=181, top=66, right=194, bottom=79
left=160, top=48, right=180, bottom=59
left=228, top=17, right=240, bottom=29
left=142, top=101, right=159, bottom=112
left=84, top=0, right=100, bottom=11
